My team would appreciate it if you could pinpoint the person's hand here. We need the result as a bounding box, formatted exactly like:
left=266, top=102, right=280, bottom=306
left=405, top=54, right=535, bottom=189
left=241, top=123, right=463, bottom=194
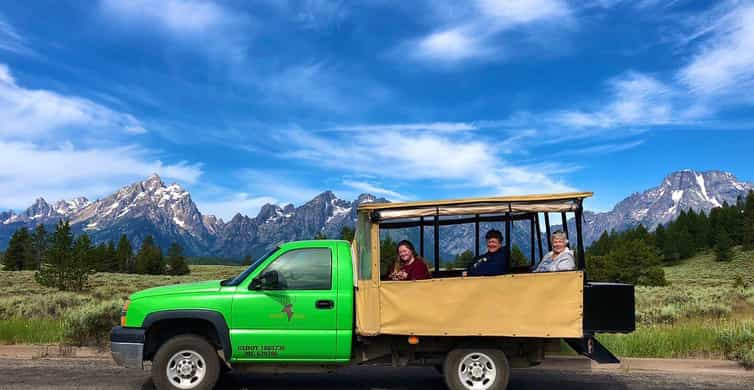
left=462, top=271, right=468, bottom=277
left=397, top=271, right=408, bottom=280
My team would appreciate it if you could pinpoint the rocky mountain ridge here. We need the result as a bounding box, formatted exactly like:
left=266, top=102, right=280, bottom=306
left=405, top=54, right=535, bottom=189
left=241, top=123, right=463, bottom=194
left=2, top=169, right=752, bottom=259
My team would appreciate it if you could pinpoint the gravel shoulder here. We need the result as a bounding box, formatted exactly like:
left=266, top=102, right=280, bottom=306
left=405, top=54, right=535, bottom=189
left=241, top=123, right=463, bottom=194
left=1, top=357, right=753, bottom=390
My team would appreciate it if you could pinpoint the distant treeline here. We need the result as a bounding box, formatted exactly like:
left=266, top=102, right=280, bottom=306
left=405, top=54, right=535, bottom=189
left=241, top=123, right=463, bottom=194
left=586, top=190, right=754, bottom=286
left=1, top=221, right=190, bottom=291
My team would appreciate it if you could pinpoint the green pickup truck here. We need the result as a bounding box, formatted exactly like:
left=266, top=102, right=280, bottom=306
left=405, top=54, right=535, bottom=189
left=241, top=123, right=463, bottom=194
left=111, top=193, right=635, bottom=390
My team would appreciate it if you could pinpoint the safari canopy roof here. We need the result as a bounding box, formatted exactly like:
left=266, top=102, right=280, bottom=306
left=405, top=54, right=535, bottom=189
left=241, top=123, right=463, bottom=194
left=358, top=192, right=593, bottom=221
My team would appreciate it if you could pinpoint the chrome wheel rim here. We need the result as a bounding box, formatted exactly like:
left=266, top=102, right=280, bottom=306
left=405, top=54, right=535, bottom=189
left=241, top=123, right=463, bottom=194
left=458, top=352, right=497, bottom=390
left=166, top=350, right=206, bottom=389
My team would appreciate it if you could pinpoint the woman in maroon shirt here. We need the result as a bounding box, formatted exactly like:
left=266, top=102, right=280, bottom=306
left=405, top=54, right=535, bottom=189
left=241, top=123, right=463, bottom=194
left=388, top=240, right=431, bottom=281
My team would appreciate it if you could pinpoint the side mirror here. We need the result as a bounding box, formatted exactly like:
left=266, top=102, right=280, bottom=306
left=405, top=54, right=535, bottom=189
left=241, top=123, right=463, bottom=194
left=249, top=270, right=280, bottom=290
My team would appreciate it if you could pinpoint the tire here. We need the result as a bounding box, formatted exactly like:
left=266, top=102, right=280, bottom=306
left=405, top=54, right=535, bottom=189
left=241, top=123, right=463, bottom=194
left=151, top=334, right=221, bottom=390
left=443, top=348, right=510, bottom=390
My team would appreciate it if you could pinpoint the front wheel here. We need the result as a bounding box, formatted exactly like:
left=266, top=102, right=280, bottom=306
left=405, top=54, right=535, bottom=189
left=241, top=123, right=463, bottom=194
left=151, top=334, right=221, bottom=390
left=443, top=348, right=510, bottom=390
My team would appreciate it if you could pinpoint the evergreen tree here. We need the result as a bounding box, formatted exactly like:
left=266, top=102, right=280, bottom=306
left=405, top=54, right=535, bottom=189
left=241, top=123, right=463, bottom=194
left=70, top=234, right=95, bottom=290
left=116, top=234, right=133, bottom=273
left=654, top=224, right=667, bottom=258
left=35, top=220, right=73, bottom=290
left=103, top=241, right=118, bottom=272
left=3, top=227, right=31, bottom=271
left=167, top=242, right=190, bottom=275
left=697, top=211, right=711, bottom=249
left=379, top=236, right=398, bottom=278
left=93, top=242, right=107, bottom=272
left=241, top=255, right=253, bottom=266
left=510, top=245, right=529, bottom=267
left=29, top=224, right=48, bottom=270
left=587, top=239, right=665, bottom=286
left=742, top=191, right=754, bottom=250
left=135, top=236, right=164, bottom=275
left=676, top=227, right=694, bottom=259
left=453, top=250, right=475, bottom=269
left=340, top=226, right=355, bottom=242
left=714, top=227, right=733, bottom=262
left=588, top=231, right=612, bottom=257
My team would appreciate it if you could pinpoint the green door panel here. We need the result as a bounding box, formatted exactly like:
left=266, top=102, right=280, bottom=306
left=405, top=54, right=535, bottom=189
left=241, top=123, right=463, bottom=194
left=230, top=244, right=341, bottom=362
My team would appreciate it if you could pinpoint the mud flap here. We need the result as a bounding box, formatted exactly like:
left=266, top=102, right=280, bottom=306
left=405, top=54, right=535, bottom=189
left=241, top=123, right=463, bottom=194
left=564, top=336, right=620, bottom=364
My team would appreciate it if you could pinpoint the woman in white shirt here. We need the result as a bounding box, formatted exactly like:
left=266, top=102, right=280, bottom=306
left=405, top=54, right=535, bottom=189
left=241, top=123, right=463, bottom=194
left=534, top=231, right=576, bottom=272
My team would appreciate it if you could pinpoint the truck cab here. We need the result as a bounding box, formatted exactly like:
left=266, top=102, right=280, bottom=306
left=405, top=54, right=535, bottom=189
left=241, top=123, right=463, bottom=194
left=111, top=192, right=635, bottom=390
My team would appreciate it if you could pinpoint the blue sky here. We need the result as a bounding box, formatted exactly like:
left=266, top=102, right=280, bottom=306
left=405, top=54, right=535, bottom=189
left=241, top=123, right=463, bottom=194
left=1, top=0, right=754, bottom=220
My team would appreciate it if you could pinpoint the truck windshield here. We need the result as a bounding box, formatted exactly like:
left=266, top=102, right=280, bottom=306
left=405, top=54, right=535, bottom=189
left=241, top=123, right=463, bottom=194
left=221, top=246, right=279, bottom=286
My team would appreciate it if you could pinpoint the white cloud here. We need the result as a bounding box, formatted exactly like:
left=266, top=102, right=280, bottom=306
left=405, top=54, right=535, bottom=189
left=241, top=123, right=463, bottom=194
left=334, top=122, right=476, bottom=132
left=281, top=129, right=574, bottom=196
left=678, top=3, right=754, bottom=99
left=0, top=141, right=203, bottom=209
left=247, top=62, right=391, bottom=114
left=342, top=180, right=409, bottom=201
left=0, top=63, right=147, bottom=139
left=100, top=0, right=237, bottom=35
left=402, top=0, right=572, bottom=64
left=414, top=26, right=490, bottom=62
left=99, top=0, right=250, bottom=62
left=555, top=71, right=677, bottom=128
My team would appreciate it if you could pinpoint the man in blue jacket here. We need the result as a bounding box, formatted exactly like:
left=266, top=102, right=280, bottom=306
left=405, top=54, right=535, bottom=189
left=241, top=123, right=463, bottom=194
left=466, top=229, right=509, bottom=276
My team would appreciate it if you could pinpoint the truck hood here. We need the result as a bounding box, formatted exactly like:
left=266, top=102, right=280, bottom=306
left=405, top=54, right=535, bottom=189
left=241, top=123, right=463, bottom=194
left=130, top=280, right=223, bottom=299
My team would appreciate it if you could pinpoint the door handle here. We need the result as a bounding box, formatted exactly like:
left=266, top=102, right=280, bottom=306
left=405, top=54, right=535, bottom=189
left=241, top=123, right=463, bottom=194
left=315, top=300, right=335, bottom=310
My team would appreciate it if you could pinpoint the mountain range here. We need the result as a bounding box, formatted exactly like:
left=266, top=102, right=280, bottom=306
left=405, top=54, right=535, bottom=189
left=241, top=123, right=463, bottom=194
left=1, top=169, right=752, bottom=260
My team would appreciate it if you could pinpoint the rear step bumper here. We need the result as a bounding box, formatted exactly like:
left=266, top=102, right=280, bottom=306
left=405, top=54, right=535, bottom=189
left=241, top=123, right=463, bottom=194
left=564, top=336, right=619, bottom=364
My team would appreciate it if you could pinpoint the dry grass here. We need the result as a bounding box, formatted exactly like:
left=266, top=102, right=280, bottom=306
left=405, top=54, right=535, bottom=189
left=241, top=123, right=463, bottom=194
left=0, top=265, right=243, bottom=344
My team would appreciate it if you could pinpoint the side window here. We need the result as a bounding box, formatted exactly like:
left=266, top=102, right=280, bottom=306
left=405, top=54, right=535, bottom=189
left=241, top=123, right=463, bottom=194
left=261, top=248, right=332, bottom=290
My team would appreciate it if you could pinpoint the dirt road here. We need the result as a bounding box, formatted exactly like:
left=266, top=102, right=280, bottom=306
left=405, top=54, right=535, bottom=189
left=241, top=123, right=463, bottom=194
left=0, top=357, right=752, bottom=390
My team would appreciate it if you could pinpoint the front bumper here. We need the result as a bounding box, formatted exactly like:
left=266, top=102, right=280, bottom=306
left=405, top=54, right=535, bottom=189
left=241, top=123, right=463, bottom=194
left=110, top=326, right=145, bottom=369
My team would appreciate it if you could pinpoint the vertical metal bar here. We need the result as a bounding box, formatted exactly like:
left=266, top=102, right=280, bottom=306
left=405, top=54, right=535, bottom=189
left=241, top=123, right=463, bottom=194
left=530, top=215, right=536, bottom=266
left=434, top=212, right=440, bottom=272
left=505, top=205, right=512, bottom=263
left=561, top=212, right=570, bottom=246
left=575, top=202, right=586, bottom=271
left=535, top=212, right=543, bottom=260
left=419, top=216, right=425, bottom=257
left=544, top=213, right=552, bottom=252
left=475, top=214, right=480, bottom=257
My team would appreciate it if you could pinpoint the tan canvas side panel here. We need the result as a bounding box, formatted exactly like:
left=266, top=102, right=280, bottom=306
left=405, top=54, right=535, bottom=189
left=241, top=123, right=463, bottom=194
left=355, top=280, right=381, bottom=336
left=378, top=271, right=584, bottom=337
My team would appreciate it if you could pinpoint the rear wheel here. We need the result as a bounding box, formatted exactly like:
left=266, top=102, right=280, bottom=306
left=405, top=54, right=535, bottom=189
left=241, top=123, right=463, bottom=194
left=151, top=334, right=220, bottom=390
left=443, top=348, right=509, bottom=390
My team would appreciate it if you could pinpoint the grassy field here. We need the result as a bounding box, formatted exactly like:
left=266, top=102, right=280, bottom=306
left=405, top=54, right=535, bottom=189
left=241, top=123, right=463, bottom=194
left=0, top=265, right=243, bottom=346
left=596, top=247, right=754, bottom=365
left=1, top=252, right=754, bottom=366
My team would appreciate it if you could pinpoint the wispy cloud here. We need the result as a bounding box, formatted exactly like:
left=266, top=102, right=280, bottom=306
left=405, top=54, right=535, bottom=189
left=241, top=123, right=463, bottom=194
left=100, top=0, right=241, bottom=35
left=279, top=129, right=575, bottom=196
left=0, top=63, right=147, bottom=140
left=0, top=15, right=36, bottom=56
left=399, top=0, right=573, bottom=65
left=555, top=71, right=678, bottom=128
left=0, top=63, right=201, bottom=210
left=0, top=141, right=203, bottom=209
left=333, top=122, right=476, bottom=132
left=678, top=2, right=754, bottom=101
left=99, top=0, right=251, bottom=61
left=342, top=180, right=409, bottom=201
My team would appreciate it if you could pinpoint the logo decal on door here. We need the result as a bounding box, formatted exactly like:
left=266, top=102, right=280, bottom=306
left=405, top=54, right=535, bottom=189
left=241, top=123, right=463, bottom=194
left=281, top=303, right=294, bottom=322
